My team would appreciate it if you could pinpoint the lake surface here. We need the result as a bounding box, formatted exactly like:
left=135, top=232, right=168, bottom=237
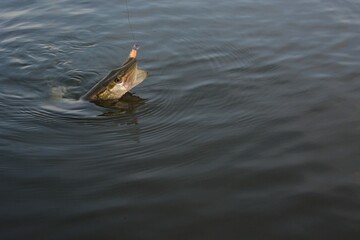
left=1, top=0, right=360, bottom=239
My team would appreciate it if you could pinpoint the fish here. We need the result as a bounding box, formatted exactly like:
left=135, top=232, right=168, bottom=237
left=82, top=44, right=148, bottom=102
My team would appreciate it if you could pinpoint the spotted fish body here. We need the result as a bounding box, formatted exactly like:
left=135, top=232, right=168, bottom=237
left=82, top=45, right=148, bottom=102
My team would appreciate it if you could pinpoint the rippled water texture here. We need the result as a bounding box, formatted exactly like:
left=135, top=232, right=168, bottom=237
left=1, top=0, right=360, bottom=239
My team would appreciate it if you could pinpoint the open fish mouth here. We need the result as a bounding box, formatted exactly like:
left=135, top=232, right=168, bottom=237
left=82, top=45, right=148, bottom=102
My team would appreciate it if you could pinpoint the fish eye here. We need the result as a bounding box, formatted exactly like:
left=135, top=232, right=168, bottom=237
left=114, top=78, right=120, bottom=83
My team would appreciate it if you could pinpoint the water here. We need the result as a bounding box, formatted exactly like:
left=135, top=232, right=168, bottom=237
left=1, top=0, right=360, bottom=239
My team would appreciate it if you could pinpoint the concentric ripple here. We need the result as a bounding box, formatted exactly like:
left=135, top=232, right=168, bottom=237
left=2, top=0, right=360, bottom=239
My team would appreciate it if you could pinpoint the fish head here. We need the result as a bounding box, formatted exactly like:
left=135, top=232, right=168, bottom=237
left=82, top=45, right=148, bottom=102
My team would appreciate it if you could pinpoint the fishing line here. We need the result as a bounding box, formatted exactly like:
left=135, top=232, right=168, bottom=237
left=124, top=0, right=136, bottom=44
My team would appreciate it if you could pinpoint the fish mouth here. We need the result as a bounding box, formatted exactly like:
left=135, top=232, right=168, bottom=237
left=82, top=45, right=148, bottom=102
left=82, top=58, right=139, bottom=102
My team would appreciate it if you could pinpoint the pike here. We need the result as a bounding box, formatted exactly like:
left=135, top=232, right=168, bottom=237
left=82, top=45, right=148, bottom=102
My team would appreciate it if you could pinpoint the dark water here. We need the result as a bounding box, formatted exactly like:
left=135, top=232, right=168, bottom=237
left=1, top=0, right=360, bottom=239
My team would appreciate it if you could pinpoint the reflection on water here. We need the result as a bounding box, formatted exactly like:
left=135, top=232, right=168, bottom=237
left=1, top=0, right=360, bottom=239
left=96, top=92, right=146, bottom=120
